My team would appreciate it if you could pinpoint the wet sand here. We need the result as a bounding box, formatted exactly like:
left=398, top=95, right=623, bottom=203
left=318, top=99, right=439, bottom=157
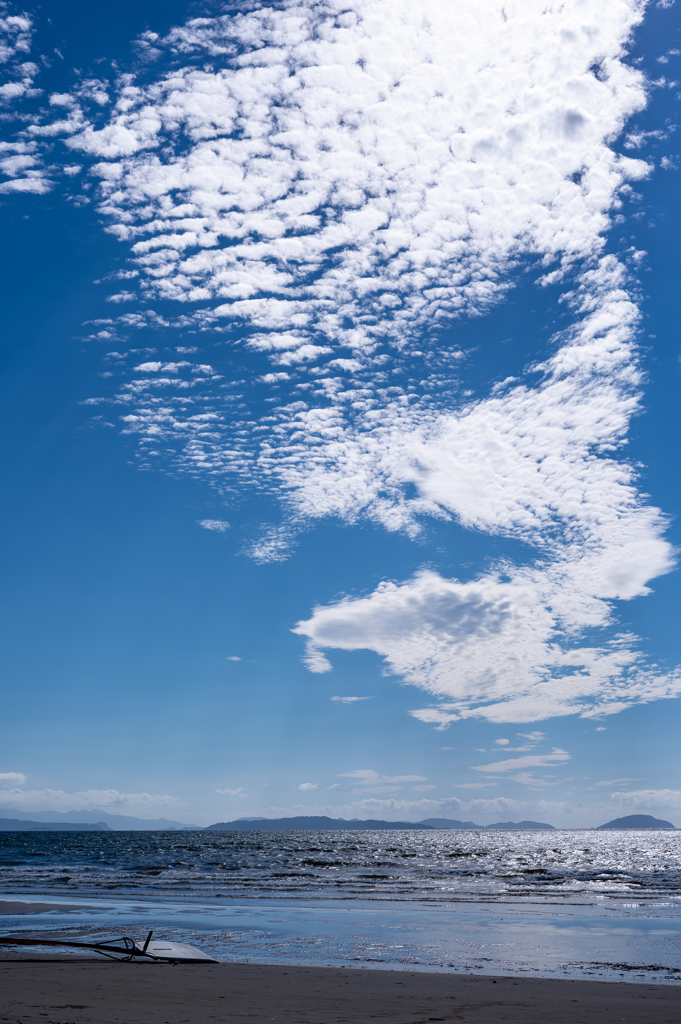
left=0, top=955, right=678, bottom=1023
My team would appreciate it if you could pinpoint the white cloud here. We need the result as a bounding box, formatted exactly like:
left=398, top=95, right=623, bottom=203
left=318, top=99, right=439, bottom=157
left=198, top=518, right=230, bottom=531
left=0, top=11, right=53, bottom=193
left=67, top=0, right=649, bottom=337
left=330, top=695, right=373, bottom=704
left=30, top=1, right=680, bottom=726
left=245, top=794, right=523, bottom=821
left=293, top=550, right=680, bottom=725
left=338, top=769, right=427, bottom=785
left=0, top=772, right=26, bottom=787
left=134, top=360, right=190, bottom=373
left=453, top=783, right=497, bottom=789
left=610, top=789, right=681, bottom=810
left=472, top=749, right=571, bottom=773
left=215, top=786, right=244, bottom=796
left=298, top=782, right=318, bottom=791
left=594, top=777, right=640, bottom=786
left=302, top=642, right=332, bottom=674
left=226, top=655, right=241, bottom=661
left=0, top=12, right=33, bottom=70
left=0, top=786, right=185, bottom=813
left=496, top=731, right=545, bottom=751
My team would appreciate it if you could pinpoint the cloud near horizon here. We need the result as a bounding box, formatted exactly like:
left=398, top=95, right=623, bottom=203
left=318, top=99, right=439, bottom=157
left=610, top=789, right=681, bottom=811
left=0, top=772, right=26, bottom=787
left=0, top=784, right=186, bottom=814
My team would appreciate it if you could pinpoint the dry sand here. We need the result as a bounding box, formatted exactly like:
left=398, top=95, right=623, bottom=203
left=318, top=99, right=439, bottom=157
left=0, top=954, right=678, bottom=1024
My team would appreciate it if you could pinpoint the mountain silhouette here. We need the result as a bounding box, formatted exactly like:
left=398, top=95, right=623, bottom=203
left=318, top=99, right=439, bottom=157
left=486, top=820, right=555, bottom=829
left=418, top=818, right=482, bottom=828
left=0, top=817, right=110, bottom=831
left=206, top=816, right=432, bottom=830
left=597, top=814, right=675, bottom=829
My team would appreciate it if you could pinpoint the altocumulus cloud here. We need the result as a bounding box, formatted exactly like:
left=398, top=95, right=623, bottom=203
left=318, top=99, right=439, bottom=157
left=0, top=6, right=52, bottom=194
left=12, top=1, right=681, bottom=725
left=197, top=518, right=231, bottom=532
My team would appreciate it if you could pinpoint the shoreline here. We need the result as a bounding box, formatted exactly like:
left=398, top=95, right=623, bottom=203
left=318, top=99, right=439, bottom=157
left=4, top=896, right=681, bottom=985
left=1, top=955, right=679, bottom=1023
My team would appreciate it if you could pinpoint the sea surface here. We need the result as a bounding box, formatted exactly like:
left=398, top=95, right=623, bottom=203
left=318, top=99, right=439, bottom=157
left=2, top=829, right=681, bottom=983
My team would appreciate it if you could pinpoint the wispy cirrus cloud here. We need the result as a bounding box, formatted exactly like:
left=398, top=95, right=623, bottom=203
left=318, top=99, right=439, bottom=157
left=337, top=769, right=428, bottom=794
left=471, top=749, right=571, bottom=774
left=594, top=777, right=640, bottom=787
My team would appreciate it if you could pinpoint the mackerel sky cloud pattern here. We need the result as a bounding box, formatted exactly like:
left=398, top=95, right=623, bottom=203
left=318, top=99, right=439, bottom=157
left=20, top=0, right=679, bottom=724
left=0, top=6, right=53, bottom=194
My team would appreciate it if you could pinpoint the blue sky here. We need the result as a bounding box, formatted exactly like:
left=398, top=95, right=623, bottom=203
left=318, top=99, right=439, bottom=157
left=1, top=0, right=680, bottom=828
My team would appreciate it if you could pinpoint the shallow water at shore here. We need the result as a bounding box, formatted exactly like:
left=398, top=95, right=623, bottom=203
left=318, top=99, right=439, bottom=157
left=2, top=893, right=681, bottom=984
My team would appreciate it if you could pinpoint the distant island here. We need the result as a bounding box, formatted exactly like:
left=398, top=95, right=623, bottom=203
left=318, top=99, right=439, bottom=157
left=486, top=820, right=555, bottom=830
left=206, top=816, right=433, bottom=830
left=205, top=816, right=556, bottom=831
left=0, top=807, right=199, bottom=830
left=418, top=818, right=481, bottom=829
left=0, top=817, right=110, bottom=831
left=418, top=818, right=554, bottom=830
left=597, top=814, right=675, bottom=829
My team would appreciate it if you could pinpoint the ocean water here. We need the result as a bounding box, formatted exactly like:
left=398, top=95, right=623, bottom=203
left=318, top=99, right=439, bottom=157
left=1, top=828, right=680, bottom=906
left=2, top=829, right=681, bottom=982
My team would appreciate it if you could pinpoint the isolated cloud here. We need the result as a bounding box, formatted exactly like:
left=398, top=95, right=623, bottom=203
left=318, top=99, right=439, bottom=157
left=294, top=555, right=681, bottom=724
left=298, top=782, right=318, bottom=791
left=197, top=518, right=230, bottom=531
left=330, top=695, right=373, bottom=704
left=215, top=786, right=244, bottom=796
left=594, top=777, right=639, bottom=786
left=471, top=749, right=570, bottom=773
left=0, top=771, right=26, bottom=787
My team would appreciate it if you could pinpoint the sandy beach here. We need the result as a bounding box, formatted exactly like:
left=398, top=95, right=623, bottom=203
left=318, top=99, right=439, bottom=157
left=0, top=954, right=678, bottom=1024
